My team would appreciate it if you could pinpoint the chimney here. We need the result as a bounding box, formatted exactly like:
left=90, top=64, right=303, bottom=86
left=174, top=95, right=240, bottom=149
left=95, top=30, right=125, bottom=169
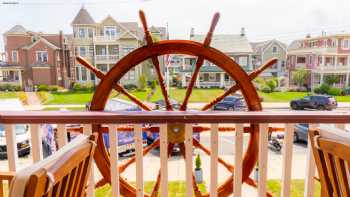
left=306, top=33, right=311, bottom=38
left=240, top=27, right=245, bottom=37
left=190, top=27, right=194, bottom=38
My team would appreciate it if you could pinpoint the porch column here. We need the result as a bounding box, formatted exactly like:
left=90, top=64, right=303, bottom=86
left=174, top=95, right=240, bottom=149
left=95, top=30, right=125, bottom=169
left=220, top=73, right=224, bottom=88
left=248, top=54, right=253, bottom=70
left=320, top=73, right=324, bottom=85
left=322, top=56, right=325, bottom=66
left=334, top=56, right=338, bottom=69
left=182, top=73, right=186, bottom=87
left=18, top=70, right=23, bottom=87
left=195, top=74, right=200, bottom=88
left=346, top=73, right=349, bottom=86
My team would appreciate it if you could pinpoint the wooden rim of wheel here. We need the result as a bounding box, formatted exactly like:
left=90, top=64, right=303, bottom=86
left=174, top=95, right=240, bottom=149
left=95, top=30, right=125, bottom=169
left=87, top=40, right=263, bottom=196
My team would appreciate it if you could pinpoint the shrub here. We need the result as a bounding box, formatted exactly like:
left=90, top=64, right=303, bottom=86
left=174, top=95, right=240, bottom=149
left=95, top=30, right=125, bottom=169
left=328, top=87, right=342, bottom=96
left=149, top=80, right=158, bottom=89
left=37, top=84, right=49, bottom=91
left=265, top=78, right=278, bottom=92
left=48, top=85, right=59, bottom=92
left=72, top=83, right=82, bottom=91
left=0, top=84, right=21, bottom=91
left=261, top=85, right=271, bottom=93
left=318, top=83, right=330, bottom=94
left=195, top=154, right=202, bottom=170
left=343, top=87, right=350, bottom=95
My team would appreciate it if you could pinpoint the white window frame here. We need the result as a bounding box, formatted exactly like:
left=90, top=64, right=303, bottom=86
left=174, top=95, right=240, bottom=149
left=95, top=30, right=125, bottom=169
left=238, top=56, right=248, bottom=66
left=342, top=39, right=350, bottom=49
left=79, top=28, right=87, bottom=38
left=11, top=50, right=18, bottom=63
left=104, top=26, right=117, bottom=40
left=272, top=46, right=278, bottom=53
left=36, top=51, right=48, bottom=62
left=79, top=46, right=87, bottom=57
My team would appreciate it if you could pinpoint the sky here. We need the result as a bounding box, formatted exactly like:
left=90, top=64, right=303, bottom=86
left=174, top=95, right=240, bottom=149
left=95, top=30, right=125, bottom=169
left=1, top=0, right=350, bottom=51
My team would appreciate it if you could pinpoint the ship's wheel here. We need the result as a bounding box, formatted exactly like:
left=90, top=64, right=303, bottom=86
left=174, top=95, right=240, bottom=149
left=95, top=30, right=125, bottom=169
left=77, top=10, right=277, bottom=197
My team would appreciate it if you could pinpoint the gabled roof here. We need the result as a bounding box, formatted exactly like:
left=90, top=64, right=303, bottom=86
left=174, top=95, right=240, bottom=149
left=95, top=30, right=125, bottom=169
left=22, top=37, right=60, bottom=50
left=191, top=34, right=253, bottom=54
left=250, top=39, right=287, bottom=54
left=4, top=25, right=27, bottom=35
left=71, top=7, right=95, bottom=25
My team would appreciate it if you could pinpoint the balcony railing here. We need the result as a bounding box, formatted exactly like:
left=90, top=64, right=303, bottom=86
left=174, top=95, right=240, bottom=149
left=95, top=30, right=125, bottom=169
left=95, top=55, right=119, bottom=62
left=93, top=36, right=120, bottom=43
left=0, top=110, right=349, bottom=197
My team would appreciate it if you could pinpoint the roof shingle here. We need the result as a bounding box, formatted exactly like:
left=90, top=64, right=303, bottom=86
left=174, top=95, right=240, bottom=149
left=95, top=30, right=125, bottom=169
left=71, top=7, right=95, bottom=25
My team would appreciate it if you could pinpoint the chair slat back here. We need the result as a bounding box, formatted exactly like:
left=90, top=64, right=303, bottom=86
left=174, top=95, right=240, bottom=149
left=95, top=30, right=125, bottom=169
left=9, top=134, right=97, bottom=197
left=309, top=127, right=350, bottom=197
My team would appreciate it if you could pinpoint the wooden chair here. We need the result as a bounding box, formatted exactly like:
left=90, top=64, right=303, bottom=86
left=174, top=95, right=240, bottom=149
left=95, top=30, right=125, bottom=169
left=8, top=134, right=97, bottom=197
left=309, top=126, right=350, bottom=197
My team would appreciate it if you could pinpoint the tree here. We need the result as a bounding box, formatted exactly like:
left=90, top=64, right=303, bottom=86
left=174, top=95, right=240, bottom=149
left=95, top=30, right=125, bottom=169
left=292, top=69, right=309, bottom=87
left=324, top=75, right=339, bottom=86
left=137, top=74, right=147, bottom=91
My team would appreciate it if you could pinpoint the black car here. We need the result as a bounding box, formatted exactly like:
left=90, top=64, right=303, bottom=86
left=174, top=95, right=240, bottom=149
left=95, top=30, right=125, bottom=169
left=213, top=96, right=246, bottom=111
left=290, top=95, right=337, bottom=110
left=294, top=123, right=309, bottom=143
left=154, top=99, right=180, bottom=110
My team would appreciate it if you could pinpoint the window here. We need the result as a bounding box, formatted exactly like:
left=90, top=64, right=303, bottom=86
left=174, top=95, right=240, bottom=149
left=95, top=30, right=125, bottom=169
left=342, top=39, right=350, bottom=49
left=90, top=72, right=95, bottom=80
left=88, top=28, right=94, bottom=38
left=308, top=56, right=312, bottom=64
left=79, top=28, right=86, bottom=38
left=122, top=47, right=134, bottom=56
left=272, top=46, right=278, bottom=53
left=81, top=67, right=87, bottom=81
left=11, top=50, right=18, bottom=63
left=129, top=68, right=135, bottom=80
left=36, top=51, right=48, bottom=62
left=238, top=56, right=248, bottom=66
left=104, top=26, right=117, bottom=39
left=75, top=67, right=80, bottom=80
left=79, top=47, right=87, bottom=56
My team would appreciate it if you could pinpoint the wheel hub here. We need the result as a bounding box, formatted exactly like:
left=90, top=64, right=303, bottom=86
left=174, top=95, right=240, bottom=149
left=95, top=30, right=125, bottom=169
left=167, top=123, right=185, bottom=143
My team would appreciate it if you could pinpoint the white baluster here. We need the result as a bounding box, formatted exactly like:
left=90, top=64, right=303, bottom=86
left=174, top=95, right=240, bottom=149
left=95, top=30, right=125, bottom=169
left=258, top=124, right=269, bottom=197
left=135, top=124, right=143, bottom=197
left=5, top=124, right=18, bottom=172
left=185, top=124, right=193, bottom=197
left=210, top=123, right=218, bottom=197
left=30, top=124, right=43, bottom=162
left=281, top=124, right=294, bottom=197
left=234, top=124, right=244, bottom=197
left=160, top=124, right=168, bottom=197
left=109, top=124, right=119, bottom=197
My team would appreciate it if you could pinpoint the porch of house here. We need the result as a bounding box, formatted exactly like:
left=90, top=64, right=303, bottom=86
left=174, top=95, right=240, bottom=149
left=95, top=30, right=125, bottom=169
left=0, top=110, right=349, bottom=196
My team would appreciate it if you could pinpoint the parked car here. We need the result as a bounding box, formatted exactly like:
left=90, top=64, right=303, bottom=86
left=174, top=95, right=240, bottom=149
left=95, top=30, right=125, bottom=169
left=0, top=124, right=30, bottom=159
left=290, top=95, right=337, bottom=110
left=294, top=123, right=309, bottom=143
left=154, top=99, right=180, bottom=110
left=213, top=96, right=246, bottom=111
left=0, top=99, right=30, bottom=159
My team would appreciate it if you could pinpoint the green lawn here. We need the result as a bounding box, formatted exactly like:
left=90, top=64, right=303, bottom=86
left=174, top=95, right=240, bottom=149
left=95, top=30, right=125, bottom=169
left=95, top=179, right=320, bottom=197
left=0, top=91, right=18, bottom=99
left=38, top=87, right=350, bottom=105
left=96, top=181, right=207, bottom=197
left=42, top=106, right=86, bottom=111
left=267, top=179, right=320, bottom=197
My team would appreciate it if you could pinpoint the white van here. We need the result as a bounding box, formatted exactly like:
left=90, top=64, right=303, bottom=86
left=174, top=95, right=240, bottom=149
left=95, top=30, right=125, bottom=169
left=0, top=99, right=30, bottom=159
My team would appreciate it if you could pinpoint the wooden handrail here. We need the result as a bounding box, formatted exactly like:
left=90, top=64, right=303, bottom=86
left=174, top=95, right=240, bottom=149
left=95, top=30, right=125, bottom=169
left=0, top=111, right=350, bottom=124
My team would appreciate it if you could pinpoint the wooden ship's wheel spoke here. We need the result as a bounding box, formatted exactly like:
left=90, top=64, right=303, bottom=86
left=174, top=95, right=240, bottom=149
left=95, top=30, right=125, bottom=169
left=139, top=11, right=173, bottom=111
left=81, top=9, right=279, bottom=197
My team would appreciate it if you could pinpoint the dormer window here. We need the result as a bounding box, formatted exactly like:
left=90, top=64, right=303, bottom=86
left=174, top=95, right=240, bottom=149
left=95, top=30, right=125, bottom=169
left=79, top=28, right=86, bottom=38
left=342, top=39, right=350, bottom=49
left=272, top=46, right=278, bottom=53
left=104, top=26, right=117, bottom=40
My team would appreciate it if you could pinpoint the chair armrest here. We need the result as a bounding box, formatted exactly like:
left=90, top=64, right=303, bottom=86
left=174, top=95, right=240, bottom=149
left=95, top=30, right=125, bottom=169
left=0, top=171, right=15, bottom=182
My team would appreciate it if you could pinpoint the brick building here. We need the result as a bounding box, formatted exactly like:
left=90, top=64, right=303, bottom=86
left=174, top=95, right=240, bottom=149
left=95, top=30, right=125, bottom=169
left=2, top=25, right=72, bottom=89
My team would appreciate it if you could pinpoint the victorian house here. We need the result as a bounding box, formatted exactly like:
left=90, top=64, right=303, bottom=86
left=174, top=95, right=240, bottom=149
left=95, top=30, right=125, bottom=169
left=287, top=33, right=350, bottom=89
left=178, top=28, right=253, bottom=88
left=2, top=25, right=72, bottom=89
left=71, top=6, right=166, bottom=85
